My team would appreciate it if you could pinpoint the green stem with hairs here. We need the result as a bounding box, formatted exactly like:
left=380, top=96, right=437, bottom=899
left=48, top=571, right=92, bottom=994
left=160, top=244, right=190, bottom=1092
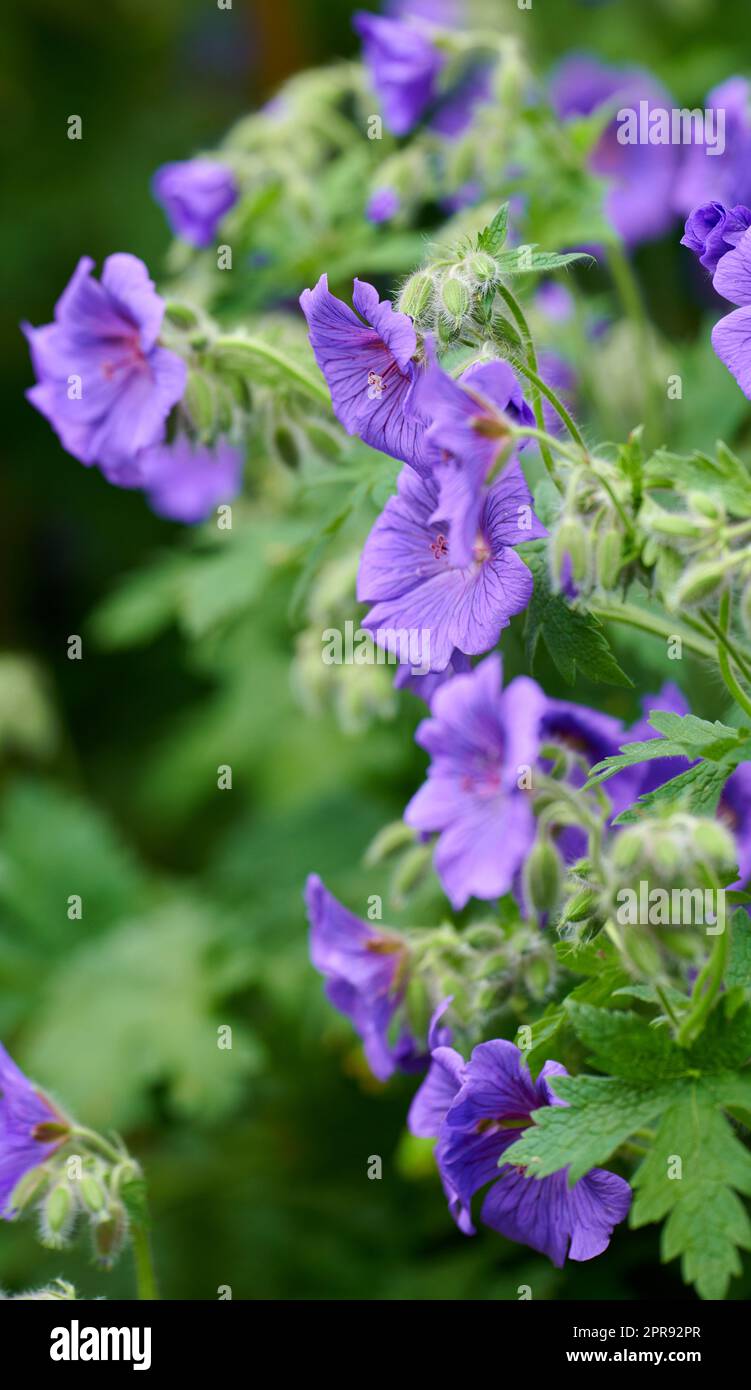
left=495, top=283, right=560, bottom=489
left=211, top=335, right=331, bottom=406
left=588, top=602, right=717, bottom=661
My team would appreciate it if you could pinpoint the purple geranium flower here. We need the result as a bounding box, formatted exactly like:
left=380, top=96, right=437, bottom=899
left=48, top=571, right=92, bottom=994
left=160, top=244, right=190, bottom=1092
left=709, top=225, right=751, bottom=397
left=410, top=1037, right=631, bottom=1264
left=23, top=255, right=186, bottom=482
left=538, top=697, right=626, bottom=861
left=417, top=359, right=535, bottom=568
left=354, top=11, right=445, bottom=136
left=674, top=78, right=751, bottom=216
left=357, top=462, right=545, bottom=677
left=366, top=188, right=401, bottom=224
left=550, top=55, right=679, bottom=246
left=1, top=1044, right=69, bottom=1219
left=306, top=874, right=416, bottom=1080
left=300, top=274, right=429, bottom=472
left=681, top=202, right=751, bottom=275
left=403, top=654, right=546, bottom=909
left=138, top=438, right=243, bottom=524
left=151, top=159, right=238, bottom=249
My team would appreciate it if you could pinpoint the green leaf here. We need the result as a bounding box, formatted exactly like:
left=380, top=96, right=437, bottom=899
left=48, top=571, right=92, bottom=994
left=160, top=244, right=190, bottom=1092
left=631, top=1093, right=751, bottom=1300
left=727, top=910, right=751, bottom=992
left=522, top=542, right=632, bottom=687
left=613, top=760, right=731, bottom=824
left=566, top=1002, right=686, bottom=1081
left=503, top=1073, right=670, bottom=1181
left=495, top=248, right=594, bottom=274
left=476, top=202, right=509, bottom=255
left=585, top=711, right=746, bottom=789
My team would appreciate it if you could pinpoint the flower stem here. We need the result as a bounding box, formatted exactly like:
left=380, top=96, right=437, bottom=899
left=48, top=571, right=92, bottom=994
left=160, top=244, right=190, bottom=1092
left=211, top=335, right=331, bottom=406
left=676, top=919, right=729, bottom=1048
left=495, top=283, right=560, bottom=489
left=589, top=601, right=717, bottom=661
left=701, top=595, right=751, bottom=717
left=131, top=1221, right=159, bottom=1301
left=604, top=238, right=661, bottom=446
left=509, top=357, right=588, bottom=452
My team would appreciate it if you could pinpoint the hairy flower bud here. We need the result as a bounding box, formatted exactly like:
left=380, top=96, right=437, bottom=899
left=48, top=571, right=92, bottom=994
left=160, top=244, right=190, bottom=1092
left=553, top=518, right=589, bottom=586
left=439, top=274, right=472, bottom=324
left=40, top=1183, right=74, bottom=1249
left=672, top=560, right=729, bottom=607
left=595, top=526, right=624, bottom=591
left=523, top=839, right=564, bottom=914
left=398, top=270, right=435, bottom=323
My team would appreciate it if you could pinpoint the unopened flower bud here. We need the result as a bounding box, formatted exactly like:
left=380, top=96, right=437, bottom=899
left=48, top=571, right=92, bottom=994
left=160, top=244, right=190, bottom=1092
left=693, top=820, right=736, bottom=870
left=524, top=840, right=563, bottom=914
left=398, top=271, right=434, bottom=322
left=560, top=886, right=598, bottom=925
left=80, top=1176, right=106, bottom=1214
left=465, top=251, right=498, bottom=285
left=184, top=369, right=216, bottom=439
left=93, top=1204, right=128, bottom=1269
left=391, top=843, right=432, bottom=903
left=673, top=560, right=728, bottom=607
left=41, top=1184, right=73, bottom=1248
left=553, top=518, right=589, bottom=585
left=8, top=1165, right=50, bottom=1215
left=439, top=275, right=472, bottom=324
left=688, top=491, right=725, bottom=524
left=595, top=527, right=624, bottom=591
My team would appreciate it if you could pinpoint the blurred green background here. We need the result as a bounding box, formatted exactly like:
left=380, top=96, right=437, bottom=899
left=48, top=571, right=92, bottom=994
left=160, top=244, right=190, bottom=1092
left=1, top=0, right=751, bottom=1299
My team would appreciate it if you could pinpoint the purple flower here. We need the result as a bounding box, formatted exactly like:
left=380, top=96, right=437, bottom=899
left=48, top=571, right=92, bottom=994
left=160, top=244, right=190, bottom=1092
left=354, top=11, right=445, bottom=136
left=709, top=225, right=751, bottom=397
left=385, top=0, right=462, bottom=22
left=403, top=654, right=546, bottom=909
left=300, top=274, right=429, bottom=472
left=23, top=255, right=186, bottom=482
left=681, top=202, right=751, bottom=275
left=0, top=1045, right=68, bottom=1219
left=417, top=358, right=535, bottom=568
left=550, top=55, right=679, bottom=246
left=539, top=697, right=626, bottom=861
left=306, top=874, right=413, bottom=1081
left=366, top=188, right=401, bottom=224
left=535, top=279, right=575, bottom=323
left=410, top=1037, right=631, bottom=1263
left=357, top=461, right=546, bottom=676
left=138, top=438, right=243, bottom=524
left=674, top=79, right=751, bottom=216
left=151, top=159, right=238, bottom=249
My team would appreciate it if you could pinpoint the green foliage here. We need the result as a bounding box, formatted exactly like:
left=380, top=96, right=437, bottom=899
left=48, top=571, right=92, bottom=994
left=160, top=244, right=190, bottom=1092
left=522, top=542, right=633, bottom=687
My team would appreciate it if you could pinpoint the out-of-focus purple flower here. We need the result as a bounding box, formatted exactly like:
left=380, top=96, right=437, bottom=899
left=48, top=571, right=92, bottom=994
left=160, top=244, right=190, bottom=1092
left=429, top=62, right=493, bottom=138
left=710, top=226, right=751, bottom=397
left=673, top=79, right=751, bottom=216
left=357, top=462, right=546, bottom=676
left=535, top=280, right=575, bottom=323
left=151, top=159, right=238, bottom=249
left=306, top=874, right=410, bottom=1080
left=410, top=1036, right=631, bottom=1263
left=385, top=0, right=462, bottom=23
left=138, top=438, right=243, bottom=524
left=366, top=187, right=401, bottom=224
left=300, top=274, right=429, bottom=472
left=537, top=350, right=578, bottom=438
left=403, top=654, right=546, bottom=909
left=23, top=255, right=186, bottom=482
left=681, top=202, right=751, bottom=275
left=417, top=359, right=535, bottom=568
left=354, top=11, right=445, bottom=136
left=1, top=1045, right=69, bottom=1219
left=550, top=55, right=679, bottom=246
left=539, top=697, right=625, bottom=862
